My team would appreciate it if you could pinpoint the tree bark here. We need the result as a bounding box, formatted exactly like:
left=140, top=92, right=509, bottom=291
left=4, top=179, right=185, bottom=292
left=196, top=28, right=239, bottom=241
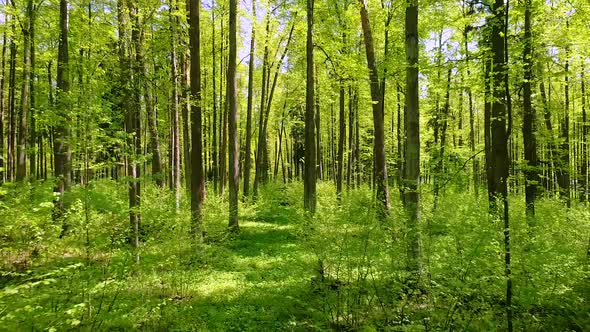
left=359, top=0, right=390, bottom=217
left=488, top=1, right=512, bottom=330
left=53, top=0, right=72, bottom=223
left=336, top=83, right=345, bottom=198
left=522, top=0, right=538, bottom=218
left=189, top=0, right=205, bottom=241
left=404, top=0, right=422, bottom=281
left=243, top=0, right=256, bottom=200
left=0, top=30, right=7, bottom=184
left=227, top=0, right=239, bottom=231
left=17, top=0, right=33, bottom=181
left=304, top=0, right=317, bottom=213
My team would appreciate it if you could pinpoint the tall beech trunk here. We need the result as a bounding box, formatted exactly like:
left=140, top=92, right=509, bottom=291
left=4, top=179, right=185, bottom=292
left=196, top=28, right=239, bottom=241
left=7, top=13, right=16, bottom=182
left=359, top=0, right=390, bottom=217
left=127, top=0, right=142, bottom=255
left=522, top=0, right=538, bottom=218
left=488, top=1, right=512, bottom=330
left=29, top=1, right=37, bottom=179
left=304, top=0, right=316, bottom=213
left=336, top=84, right=345, bottom=198
left=189, top=0, right=205, bottom=241
left=346, top=86, right=354, bottom=190
left=170, top=2, right=181, bottom=207
left=243, top=0, right=256, bottom=200
left=0, top=30, right=7, bottom=184
left=558, top=32, right=571, bottom=207
left=315, top=64, right=323, bottom=180
left=227, top=0, right=239, bottom=231
left=253, top=14, right=269, bottom=200
left=404, top=0, right=422, bottom=281
left=53, top=0, right=72, bottom=222
left=211, top=6, right=218, bottom=193
left=581, top=65, right=588, bottom=203
left=17, top=0, right=33, bottom=181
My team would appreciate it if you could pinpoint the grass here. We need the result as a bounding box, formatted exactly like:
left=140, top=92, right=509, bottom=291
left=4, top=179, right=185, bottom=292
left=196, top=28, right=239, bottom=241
left=0, top=179, right=589, bottom=331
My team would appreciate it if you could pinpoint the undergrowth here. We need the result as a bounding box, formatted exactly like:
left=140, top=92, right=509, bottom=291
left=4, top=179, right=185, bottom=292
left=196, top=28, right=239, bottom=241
left=0, top=179, right=588, bottom=331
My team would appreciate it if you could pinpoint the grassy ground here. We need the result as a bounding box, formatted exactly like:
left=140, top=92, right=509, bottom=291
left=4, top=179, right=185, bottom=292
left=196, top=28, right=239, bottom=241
left=0, top=179, right=589, bottom=331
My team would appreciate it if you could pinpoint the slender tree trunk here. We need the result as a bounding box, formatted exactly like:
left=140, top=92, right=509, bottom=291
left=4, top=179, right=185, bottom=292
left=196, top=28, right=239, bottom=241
left=558, top=31, right=571, bottom=207
left=189, top=0, right=204, bottom=241
left=337, top=84, right=345, bottom=198
left=434, top=68, right=451, bottom=207
left=170, top=2, right=181, bottom=207
left=126, top=0, right=142, bottom=257
left=0, top=30, right=7, bottom=184
left=54, top=0, right=72, bottom=225
left=581, top=65, right=588, bottom=203
left=17, top=0, right=33, bottom=181
left=29, top=2, right=37, bottom=179
left=227, top=0, right=239, bottom=231
left=347, top=86, right=354, bottom=190
left=404, top=0, right=422, bottom=282
left=304, top=0, right=317, bottom=213
left=243, top=0, right=255, bottom=200
left=211, top=5, right=218, bottom=194
left=7, top=13, right=16, bottom=182
left=253, top=15, right=269, bottom=200
left=488, top=1, right=512, bottom=330
left=522, top=0, right=538, bottom=218
left=359, top=0, right=390, bottom=217
left=315, top=64, right=323, bottom=180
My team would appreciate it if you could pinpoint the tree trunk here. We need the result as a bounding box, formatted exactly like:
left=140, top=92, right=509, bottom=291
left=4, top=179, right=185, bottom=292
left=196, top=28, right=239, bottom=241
left=29, top=1, right=37, bottom=179
left=315, top=64, right=323, bottom=180
left=170, top=2, right=181, bottom=207
left=336, top=84, right=345, bottom=198
left=558, top=31, right=571, bottom=207
left=0, top=30, right=7, bottom=184
left=522, top=0, right=538, bottom=218
left=17, top=0, right=33, bottom=181
left=359, top=0, right=390, bottom=217
left=581, top=65, right=588, bottom=203
left=227, top=0, right=239, bottom=231
left=53, top=0, right=72, bottom=223
left=7, top=13, right=16, bottom=182
left=404, top=0, right=422, bottom=281
left=488, top=1, right=512, bottom=330
left=304, top=0, right=317, bottom=213
left=243, top=0, right=255, bottom=200
left=189, top=0, right=205, bottom=241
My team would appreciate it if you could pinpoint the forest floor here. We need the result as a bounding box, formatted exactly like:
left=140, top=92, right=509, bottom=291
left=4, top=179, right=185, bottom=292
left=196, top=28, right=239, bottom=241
left=0, top=180, right=589, bottom=331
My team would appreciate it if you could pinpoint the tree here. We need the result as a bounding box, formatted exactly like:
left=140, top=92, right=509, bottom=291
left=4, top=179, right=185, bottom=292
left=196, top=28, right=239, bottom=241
left=358, top=0, right=390, bottom=217
left=227, top=0, right=239, bottom=231
left=304, top=0, right=316, bottom=213
left=189, top=0, right=205, bottom=241
left=403, top=0, right=422, bottom=282
left=243, top=0, right=256, bottom=201
left=522, top=0, right=538, bottom=218
left=487, top=0, right=512, bottom=330
left=53, top=0, right=72, bottom=222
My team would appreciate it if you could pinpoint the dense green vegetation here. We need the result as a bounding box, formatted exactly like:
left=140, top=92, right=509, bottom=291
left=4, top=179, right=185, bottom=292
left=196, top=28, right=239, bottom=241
left=1, top=181, right=588, bottom=330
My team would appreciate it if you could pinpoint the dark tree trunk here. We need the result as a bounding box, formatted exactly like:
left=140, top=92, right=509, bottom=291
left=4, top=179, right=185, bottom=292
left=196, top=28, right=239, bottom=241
left=53, top=0, right=72, bottom=223
left=522, top=0, right=538, bottom=218
left=211, top=5, right=218, bottom=194
left=558, top=32, right=571, bottom=207
left=227, top=0, right=239, bottom=231
left=304, top=0, right=317, bottom=213
left=581, top=65, right=588, bottom=202
left=488, top=1, right=512, bottom=330
left=347, top=86, right=354, bottom=190
left=189, top=0, right=205, bottom=241
left=336, top=84, right=345, bottom=198
left=29, top=1, right=37, bottom=179
left=7, top=14, right=16, bottom=182
left=359, top=0, right=390, bottom=217
left=0, top=30, right=6, bottom=184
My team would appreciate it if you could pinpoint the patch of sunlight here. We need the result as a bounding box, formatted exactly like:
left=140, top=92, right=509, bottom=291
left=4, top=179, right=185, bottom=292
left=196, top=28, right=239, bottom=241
left=240, top=221, right=294, bottom=231
left=194, top=271, right=246, bottom=300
